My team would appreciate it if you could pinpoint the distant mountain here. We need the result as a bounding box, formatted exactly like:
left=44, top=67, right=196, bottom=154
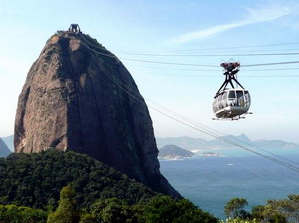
left=156, top=134, right=251, bottom=149
left=207, top=134, right=252, bottom=148
left=156, top=134, right=299, bottom=155
left=0, top=138, right=11, bottom=157
left=158, top=145, right=194, bottom=160
left=254, top=140, right=299, bottom=150
left=1, top=135, right=13, bottom=151
left=157, top=136, right=208, bottom=149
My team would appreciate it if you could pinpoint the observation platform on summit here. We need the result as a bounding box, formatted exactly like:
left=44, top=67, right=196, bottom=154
left=57, top=24, right=82, bottom=35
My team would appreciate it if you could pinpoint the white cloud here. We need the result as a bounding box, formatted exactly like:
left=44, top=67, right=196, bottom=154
left=171, top=4, right=295, bottom=44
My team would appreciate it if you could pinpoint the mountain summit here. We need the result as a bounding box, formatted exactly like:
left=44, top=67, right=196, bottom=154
left=14, top=25, right=180, bottom=197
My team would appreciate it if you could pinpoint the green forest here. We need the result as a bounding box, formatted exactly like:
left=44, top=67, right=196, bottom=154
left=0, top=150, right=217, bottom=222
left=0, top=150, right=157, bottom=209
left=0, top=150, right=297, bottom=222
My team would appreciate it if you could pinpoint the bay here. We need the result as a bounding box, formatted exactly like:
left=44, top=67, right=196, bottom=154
left=160, top=154, right=299, bottom=219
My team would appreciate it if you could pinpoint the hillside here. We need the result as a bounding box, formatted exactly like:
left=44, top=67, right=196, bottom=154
left=159, top=145, right=194, bottom=159
left=157, top=136, right=208, bottom=149
left=0, top=149, right=218, bottom=222
left=156, top=134, right=299, bottom=154
left=0, top=138, right=11, bottom=157
left=0, top=150, right=157, bottom=209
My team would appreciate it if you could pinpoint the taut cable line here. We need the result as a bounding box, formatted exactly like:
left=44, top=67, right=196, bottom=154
left=80, top=35, right=299, bottom=174
left=80, top=35, right=299, bottom=68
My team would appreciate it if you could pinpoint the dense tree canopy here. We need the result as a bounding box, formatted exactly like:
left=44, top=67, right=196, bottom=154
left=2, top=149, right=296, bottom=222
left=49, top=189, right=217, bottom=223
left=224, top=197, right=250, bottom=219
left=0, top=150, right=156, bottom=210
left=224, top=194, right=299, bottom=222
left=251, top=194, right=299, bottom=223
left=47, top=186, right=79, bottom=223
left=139, top=195, right=218, bottom=223
left=0, top=204, right=47, bottom=223
left=0, top=150, right=217, bottom=222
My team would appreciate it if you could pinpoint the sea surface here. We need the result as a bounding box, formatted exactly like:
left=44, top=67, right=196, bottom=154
left=159, top=154, right=299, bottom=219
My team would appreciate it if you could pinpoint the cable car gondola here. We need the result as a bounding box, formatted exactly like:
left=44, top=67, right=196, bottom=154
left=212, top=61, right=251, bottom=120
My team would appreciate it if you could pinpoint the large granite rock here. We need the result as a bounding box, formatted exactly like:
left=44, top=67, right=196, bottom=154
left=14, top=30, right=180, bottom=198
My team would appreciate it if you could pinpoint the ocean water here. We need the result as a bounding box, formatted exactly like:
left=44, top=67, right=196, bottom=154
left=159, top=154, right=299, bottom=219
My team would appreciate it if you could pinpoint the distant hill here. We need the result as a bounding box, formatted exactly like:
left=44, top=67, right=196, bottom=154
left=157, top=136, right=208, bottom=149
left=159, top=145, right=194, bottom=160
left=156, top=134, right=299, bottom=155
left=0, top=138, right=11, bottom=157
left=1, top=135, right=13, bottom=151
left=0, top=150, right=156, bottom=209
left=254, top=139, right=299, bottom=149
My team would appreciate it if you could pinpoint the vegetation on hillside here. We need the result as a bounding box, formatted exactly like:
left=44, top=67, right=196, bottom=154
left=1, top=149, right=295, bottom=222
left=0, top=150, right=217, bottom=222
left=0, top=150, right=156, bottom=210
left=0, top=204, right=47, bottom=223
left=49, top=186, right=218, bottom=223
left=0, top=186, right=218, bottom=223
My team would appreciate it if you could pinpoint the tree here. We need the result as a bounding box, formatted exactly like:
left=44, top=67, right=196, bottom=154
left=0, top=204, right=47, bottom=223
left=224, top=198, right=250, bottom=219
left=251, top=205, right=265, bottom=221
left=252, top=195, right=299, bottom=223
left=0, top=150, right=156, bottom=210
left=47, top=186, right=79, bottom=223
left=78, top=212, right=96, bottom=223
left=140, top=195, right=217, bottom=223
left=91, top=197, right=137, bottom=223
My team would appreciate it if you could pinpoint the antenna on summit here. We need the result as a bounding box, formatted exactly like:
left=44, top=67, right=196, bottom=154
left=68, top=24, right=82, bottom=34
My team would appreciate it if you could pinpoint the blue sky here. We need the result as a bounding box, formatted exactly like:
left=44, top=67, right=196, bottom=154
left=1, top=0, right=299, bottom=143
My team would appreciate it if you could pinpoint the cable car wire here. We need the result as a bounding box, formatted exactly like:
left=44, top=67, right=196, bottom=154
left=117, top=52, right=299, bottom=57
left=80, top=36, right=299, bottom=173
left=111, top=70, right=299, bottom=173
left=126, top=64, right=299, bottom=72
left=117, top=47, right=299, bottom=54
left=123, top=59, right=299, bottom=68
left=115, top=43, right=299, bottom=55
left=80, top=35, right=299, bottom=68
left=146, top=99, right=299, bottom=166
left=242, top=61, right=299, bottom=67
left=165, top=42, right=299, bottom=52
left=139, top=73, right=299, bottom=78
left=243, top=67, right=299, bottom=71
left=121, top=58, right=220, bottom=67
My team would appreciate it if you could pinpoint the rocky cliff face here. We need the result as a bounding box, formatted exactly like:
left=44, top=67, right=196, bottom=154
left=14, top=30, right=180, bottom=198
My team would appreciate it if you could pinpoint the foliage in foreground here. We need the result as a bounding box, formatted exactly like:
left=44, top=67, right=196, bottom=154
left=0, top=204, right=47, bottom=223
left=224, top=194, right=299, bottom=223
left=0, top=186, right=217, bottom=223
left=224, top=198, right=249, bottom=219
left=46, top=186, right=217, bottom=223
left=0, top=150, right=156, bottom=210
left=47, top=186, right=79, bottom=223
left=0, top=150, right=217, bottom=222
